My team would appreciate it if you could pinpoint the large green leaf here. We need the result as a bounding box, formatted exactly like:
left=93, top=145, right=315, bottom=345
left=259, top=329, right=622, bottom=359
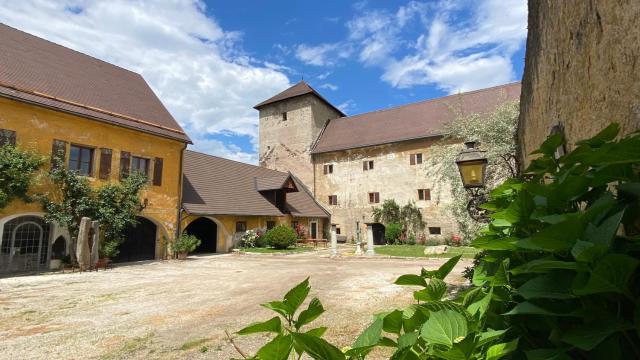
left=583, top=210, right=624, bottom=247
left=571, top=240, right=607, bottom=263
left=575, top=123, right=619, bottom=147
left=560, top=319, right=628, bottom=351
left=486, top=338, right=518, bottom=360
left=478, top=329, right=508, bottom=346
left=422, top=255, right=462, bottom=280
left=491, top=259, right=509, bottom=287
left=353, top=316, right=383, bottom=349
left=414, top=279, right=447, bottom=302
left=283, top=277, right=310, bottom=314
left=574, top=254, right=639, bottom=296
left=255, top=334, right=293, bottom=360
left=397, top=331, right=418, bottom=349
left=237, top=316, right=282, bottom=335
left=296, top=297, right=324, bottom=329
left=383, top=310, right=404, bottom=335
left=516, top=219, right=584, bottom=251
left=532, top=133, right=564, bottom=156
left=402, top=305, right=428, bottom=333
left=395, top=274, right=427, bottom=287
left=504, top=302, right=580, bottom=317
left=292, top=332, right=345, bottom=360
left=261, top=301, right=292, bottom=318
left=420, top=309, right=468, bottom=348
left=434, top=334, right=477, bottom=360
left=305, top=327, right=327, bottom=338
left=472, top=236, right=517, bottom=251
left=467, top=289, right=492, bottom=318
left=516, top=271, right=575, bottom=299
left=510, top=259, right=585, bottom=275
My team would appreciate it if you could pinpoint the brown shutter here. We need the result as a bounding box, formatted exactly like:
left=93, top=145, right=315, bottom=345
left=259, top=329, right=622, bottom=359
left=153, top=157, right=163, bottom=186
left=410, top=154, right=415, bottom=165
left=375, top=192, right=380, bottom=203
left=51, top=139, right=67, bottom=169
left=119, top=151, right=131, bottom=180
left=0, top=129, right=16, bottom=146
left=363, top=161, right=368, bottom=171
left=99, top=148, right=112, bottom=180
left=425, top=189, right=431, bottom=200
left=323, top=165, right=328, bottom=174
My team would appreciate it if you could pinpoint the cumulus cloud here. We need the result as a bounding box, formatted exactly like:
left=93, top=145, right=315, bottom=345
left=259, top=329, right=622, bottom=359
left=319, top=83, right=339, bottom=91
left=0, top=0, right=291, bottom=163
left=295, top=43, right=352, bottom=67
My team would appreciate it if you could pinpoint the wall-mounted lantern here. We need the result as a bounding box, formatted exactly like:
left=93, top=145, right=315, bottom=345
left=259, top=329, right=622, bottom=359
left=455, top=141, right=490, bottom=223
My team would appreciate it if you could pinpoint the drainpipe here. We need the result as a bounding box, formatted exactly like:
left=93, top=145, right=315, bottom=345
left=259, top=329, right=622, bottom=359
left=174, top=144, right=186, bottom=259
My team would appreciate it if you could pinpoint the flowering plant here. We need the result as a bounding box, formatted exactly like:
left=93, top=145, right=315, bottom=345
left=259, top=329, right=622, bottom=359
left=240, top=229, right=260, bottom=248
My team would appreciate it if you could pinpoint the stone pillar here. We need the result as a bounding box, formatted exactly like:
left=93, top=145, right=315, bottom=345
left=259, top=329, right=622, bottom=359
left=366, top=223, right=375, bottom=256
left=330, top=224, right=338, bottom=257
left=355, top=221, right=363, bottom=256
left=90, top=221, right=100, bottom=267
left=76, top=217, right=91, bottom=270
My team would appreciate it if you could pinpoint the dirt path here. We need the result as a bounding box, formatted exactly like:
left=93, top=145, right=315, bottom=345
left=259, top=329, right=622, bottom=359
left=0, top=253, right=471, bottom=359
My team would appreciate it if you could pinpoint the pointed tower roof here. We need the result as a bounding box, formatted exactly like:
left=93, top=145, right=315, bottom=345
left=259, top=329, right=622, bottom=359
left=254, top=80, right=345, bottom=116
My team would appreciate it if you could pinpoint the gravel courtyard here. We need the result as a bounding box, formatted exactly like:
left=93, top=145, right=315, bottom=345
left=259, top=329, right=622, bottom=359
left=0, top=252, right=471, bottom=359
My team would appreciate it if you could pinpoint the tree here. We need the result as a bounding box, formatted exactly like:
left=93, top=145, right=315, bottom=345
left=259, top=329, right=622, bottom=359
left=0, top=144, right=44, bottom=209
left=372, top=199, right=426, bottom=241
left=94, top=172, right=147, bottom=257
left=426, top=100, right=519, bottom=241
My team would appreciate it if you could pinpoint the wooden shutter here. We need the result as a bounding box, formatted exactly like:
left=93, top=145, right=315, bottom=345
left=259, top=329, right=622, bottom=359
left=410, top=154, right=415, bottom=165
left=375, top=192, right=380, bottom=203
left=363, top=161, right=368, bottom=171
left=425, top=189, right=431, bottom=200
left=51, top=139, right=67, bottom=169
left=119, top=151, right=131, bottom=180
left=99, top=148, right=112, bottom=180
left=153, top=157, right=163, bottom=186
left=323, top=165, right=328, bottom=174
left=0, top=129, right=16, bottom=146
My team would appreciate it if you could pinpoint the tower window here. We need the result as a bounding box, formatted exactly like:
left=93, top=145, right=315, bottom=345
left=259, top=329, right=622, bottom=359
left=323, top=164, right=333, bottom=174
left=328, top=195, right=338, bottom=205
left=282, top=112, right=287, bottom=121
left=418, top=189, right=431, bottom=200
left=363, top=160, right=374, bottom=171
left=368, top=192, right=380, bottom=204
left=410, top=153, right=423, bottom=165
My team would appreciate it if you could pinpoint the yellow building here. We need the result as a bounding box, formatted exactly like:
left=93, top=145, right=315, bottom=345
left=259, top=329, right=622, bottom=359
left=0, top=24, right=191, bottom=273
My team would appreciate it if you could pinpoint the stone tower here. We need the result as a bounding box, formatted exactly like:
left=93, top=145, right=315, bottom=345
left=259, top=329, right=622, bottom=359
left=255, top=81, right=344, bottom=192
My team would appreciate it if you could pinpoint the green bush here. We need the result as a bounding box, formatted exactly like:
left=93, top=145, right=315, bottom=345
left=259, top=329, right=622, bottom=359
left=407, top=233, right=416, bottom=245
left=384, top=223, right=402, bottom=244
left=173, top=233, right=201, bottom=254
left=263, top=225, right=297, bottom=249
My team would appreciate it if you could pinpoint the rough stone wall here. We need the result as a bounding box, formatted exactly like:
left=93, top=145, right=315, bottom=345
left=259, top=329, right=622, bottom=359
left=518, top=0, right=640, bottom=166
left=258, top=94, right=342, bottom=191
left=313, top=138, right=458, bottom=242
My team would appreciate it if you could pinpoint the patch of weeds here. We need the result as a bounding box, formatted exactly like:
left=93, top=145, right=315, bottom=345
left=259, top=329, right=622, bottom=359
left=199, top=346, right=208, bottom=353
left=180, top=337, right=209, bottom=351
left=101, top=332, right=155, bottom=359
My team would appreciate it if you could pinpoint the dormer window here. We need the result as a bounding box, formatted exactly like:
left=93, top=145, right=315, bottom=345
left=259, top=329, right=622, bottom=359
left=282, top=112, right=287, bottom=121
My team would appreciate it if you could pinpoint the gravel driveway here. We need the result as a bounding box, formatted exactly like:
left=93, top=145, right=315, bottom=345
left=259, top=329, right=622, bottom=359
left=0, top=252, right=470, bottom=359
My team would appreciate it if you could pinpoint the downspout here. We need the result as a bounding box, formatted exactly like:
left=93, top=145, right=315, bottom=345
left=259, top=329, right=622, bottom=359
left=174, top=144, right=186, bottom=259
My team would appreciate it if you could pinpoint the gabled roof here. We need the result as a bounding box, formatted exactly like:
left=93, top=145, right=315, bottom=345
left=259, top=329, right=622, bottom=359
left=253, top=80, right=346, bottom=116
left=0, top=23, right=190, bottom=143
left=255, top=174, right=298, bottom=192
left=182, top=150, right=329, bottom=218
left=311, top=82, right=521, bottom=154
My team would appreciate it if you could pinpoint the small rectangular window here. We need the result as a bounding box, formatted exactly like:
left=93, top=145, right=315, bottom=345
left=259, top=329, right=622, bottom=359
left=131, top=156, right=150, bottom=178
left=416, top=153, right=423, bottom=164
left=0, top=129, right=16, bottom=146
left=428, top=227, right=441, bottom=235
left=267, top=221, right=276, bottom=230
left=328, top=195, right=338, bottom=205
left=369, top=192, right=380, bottom=204
left=363, top=160, right=374, bottom=171
left=336, top=227, right=341, bottom=235
left=236, top=221, right=247, bottom=232
left=323, top=164, right=333, bottom=174
left=418, top=189, right=431, bottom=201
left=282, top=112, right=288, bottom=121
left=69, top=144, right=94, bottom=176
left=410, top=153, right=423, bottom=165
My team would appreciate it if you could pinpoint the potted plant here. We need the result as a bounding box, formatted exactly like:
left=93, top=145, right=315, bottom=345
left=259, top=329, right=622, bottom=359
left=173, top=234, right=201, bottom=259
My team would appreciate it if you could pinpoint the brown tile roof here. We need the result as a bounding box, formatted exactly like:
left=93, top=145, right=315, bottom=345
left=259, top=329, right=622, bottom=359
left=255, top=174, right=293, bottom=191
left=311, top=82, right=521, bottom=154
left=254, top=80, right=346, bottom=116
left=182, top=150, right=329, bottom=218
left=0, top=23, right=190, bottom=143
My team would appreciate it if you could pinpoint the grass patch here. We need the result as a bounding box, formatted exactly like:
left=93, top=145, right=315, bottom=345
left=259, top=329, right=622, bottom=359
left=101, top=332, right=155, bottom=359
left=375, top=245, right=479, bottom=259
left=180, top=337, right=209, bottom=351
left=240, top=247, right=313, bottom=254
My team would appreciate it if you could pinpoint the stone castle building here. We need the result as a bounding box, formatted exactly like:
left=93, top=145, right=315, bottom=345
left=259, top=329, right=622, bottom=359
left=256, top=81, right=521, bottom=243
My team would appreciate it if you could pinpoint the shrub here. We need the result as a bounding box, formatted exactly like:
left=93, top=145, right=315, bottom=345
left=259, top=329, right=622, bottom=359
left=407, top=233, right=416, bottom=245
left=240, top=229, right=259, bottom=248
left=0, top=144, right=44, bottom=209
left=100, top=240, right=120, bottom=259
left=425, top=238, right=441, bottom=246
left=173, top=233, right=201, bottom=254
left=294, top=223, right=307, bottom=239
left=262, top=225, right=297, bottom=249
left=384, top=223, right=402, bottom=244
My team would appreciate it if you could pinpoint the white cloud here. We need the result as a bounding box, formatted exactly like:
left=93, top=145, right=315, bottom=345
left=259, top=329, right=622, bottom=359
left=294, top=43, right=352, bottom=67
left=337, top=100, right=356, bottom=113
left=0, top=0, right=290, bottom=163
left=319, top=83, right=339, bottom=91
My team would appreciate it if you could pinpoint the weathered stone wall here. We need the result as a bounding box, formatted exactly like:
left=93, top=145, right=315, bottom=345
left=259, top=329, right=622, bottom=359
left=258, top=94, right=342, bottom=191
left=518, top=0, right=640, bottom=166
left=313, top=138, right=459, bottom=242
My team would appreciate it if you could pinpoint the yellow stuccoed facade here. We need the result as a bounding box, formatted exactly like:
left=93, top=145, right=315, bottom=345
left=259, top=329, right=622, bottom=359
left=0, top=96, right=187, bottom=259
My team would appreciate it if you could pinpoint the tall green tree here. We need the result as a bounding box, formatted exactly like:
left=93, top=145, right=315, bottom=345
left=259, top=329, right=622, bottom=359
left=0, top=144, right=44, bottom=209
left=372, top=199, right=426, bottom=240
left=426, top=100, right=520, bottom=241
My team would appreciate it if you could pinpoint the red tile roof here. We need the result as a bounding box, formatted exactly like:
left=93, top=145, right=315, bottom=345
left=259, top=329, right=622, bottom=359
left=0, top=23, right=190, bottom=143
left=311, top=82, right=521, bottom=154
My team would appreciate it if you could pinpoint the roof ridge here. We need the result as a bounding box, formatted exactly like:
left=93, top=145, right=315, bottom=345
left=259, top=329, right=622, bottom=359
left=336, top=81, right=521, bottom=122
left=0, top=23, right=139, bottom=76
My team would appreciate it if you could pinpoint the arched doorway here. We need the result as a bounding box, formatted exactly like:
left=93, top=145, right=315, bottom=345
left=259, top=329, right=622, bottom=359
left=1, top=216, right=50, bottom=273
left=184, top=217, right=217, bottom=253
left=51, top=236, right=67, bottom=260
left=372, top=223, right=386, bottom=245
left=113, top=217, right=157, bottom=263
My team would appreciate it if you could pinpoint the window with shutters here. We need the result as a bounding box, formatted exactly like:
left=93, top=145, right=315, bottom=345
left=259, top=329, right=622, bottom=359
left=323, top=164, right=333, bottom=174
left=152, top=157, right=163, bottom=186
left=0, top=129, right=16, bottom=146
left=69, top=144, right=94, bottom=176
left=428, top=227, right=442, bottom=235
left=236, top=221, right=247, bottom=232
left=410, top=153, right=423, bottom=165
left=418, top=188, right=431, bottom=201
left=99, top=148, right=112, bottom=180
left=131, top=156, right=151, bottom=178
left=363, top=160, right=374, bottom=171
left=328, top=195, right=338, bottom=205
left=368, top=192, right=380, bottom=204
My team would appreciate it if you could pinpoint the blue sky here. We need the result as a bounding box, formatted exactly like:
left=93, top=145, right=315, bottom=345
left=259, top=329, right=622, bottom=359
left=0, top=0, right=527, bottom=163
